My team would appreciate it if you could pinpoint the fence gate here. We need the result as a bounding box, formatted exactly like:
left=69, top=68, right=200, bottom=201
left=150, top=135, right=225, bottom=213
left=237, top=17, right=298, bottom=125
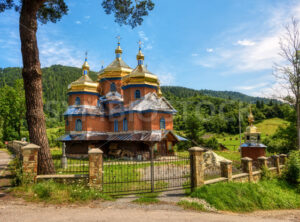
left=102, top=154, right=191, bottom=195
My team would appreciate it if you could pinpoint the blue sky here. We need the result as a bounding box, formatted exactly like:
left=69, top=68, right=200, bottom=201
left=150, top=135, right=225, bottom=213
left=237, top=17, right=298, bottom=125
left=0, top=0, right=299, bottom=97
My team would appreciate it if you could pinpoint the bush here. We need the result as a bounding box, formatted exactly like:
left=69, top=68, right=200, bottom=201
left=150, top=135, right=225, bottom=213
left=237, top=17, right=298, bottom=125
left=260, top=165, right=272, bottom=181
left=283, top=151, right=300, bottom=185
left=204, top=137, right=219, bottom=150
left=190, top=179, right=300, bottom=212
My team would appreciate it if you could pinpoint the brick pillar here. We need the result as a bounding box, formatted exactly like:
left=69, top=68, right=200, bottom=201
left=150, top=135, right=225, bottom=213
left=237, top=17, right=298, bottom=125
left=22, top=143, right=40, bottom=182
left=279, top=154, right=288, bottom=165
left=88, top=148, right=103, bottom=189
left=220, top=160, right=232, bottom=181
left=272, top=155, right=281, bottom=175
left=257, top=156, right=268, bottom=169
left=189, top=147, right=205, bottom=191
left=241, top=157, right=253, bottom=182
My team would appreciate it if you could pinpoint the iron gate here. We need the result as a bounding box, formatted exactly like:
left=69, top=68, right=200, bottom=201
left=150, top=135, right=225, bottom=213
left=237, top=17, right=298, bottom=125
left=102, top=154, right=191, bottom=195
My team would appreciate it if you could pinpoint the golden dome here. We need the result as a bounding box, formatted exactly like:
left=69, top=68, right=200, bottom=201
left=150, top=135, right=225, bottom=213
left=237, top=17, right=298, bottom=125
left=122, top=44, right=160, bottom=87
left=68, top=57, right=98, bottom=93
left=157, top=86, right=163, bottom=97
left=98, top=41, right=132, bottom=80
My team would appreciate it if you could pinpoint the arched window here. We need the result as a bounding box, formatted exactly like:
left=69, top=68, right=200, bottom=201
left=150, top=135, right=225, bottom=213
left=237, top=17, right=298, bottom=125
left=75, top=119, right=82, bottom=131
left=97, top=99, right=100, bottom=107
left=66, top=119, right=69, bottom=126
left=123, top=118, right=128, bottom=131
left=135, top=90, right=141, bottom=99
left=110, top=82, right=116, bottom=92
left=160, top=118, right=166, bottom=129
left=114, top=120, right=118, bottom=132
left=75, top=97, right=80, bottom=105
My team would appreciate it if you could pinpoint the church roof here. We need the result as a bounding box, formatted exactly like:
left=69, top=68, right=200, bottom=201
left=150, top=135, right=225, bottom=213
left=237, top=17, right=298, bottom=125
left=110, top=92, right=176, bottom=115
left=59, top=130, right=184, bottom=142
left=64, top=106, right=104, bottom=116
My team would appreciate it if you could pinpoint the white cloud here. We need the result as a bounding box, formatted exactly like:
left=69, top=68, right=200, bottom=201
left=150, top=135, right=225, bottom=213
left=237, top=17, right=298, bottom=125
left=236, top=40, right=256, bottom=46
left=75, top=21, right=81, bottom=24
left=206, top=48, right=214, bottom=53
left=191, top=53, right=199, bottom=57
left=84, top=16, right=90, bottom=20
left=138, top=30, right=153, bottom=50
left=235, top=82, right=268, bottom=91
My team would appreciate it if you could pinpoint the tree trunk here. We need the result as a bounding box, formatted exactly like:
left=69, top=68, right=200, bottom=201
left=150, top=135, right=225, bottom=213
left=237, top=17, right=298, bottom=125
left=297, top=99, right=300, bottom=150
left=19, top=0, right=55, bottom=174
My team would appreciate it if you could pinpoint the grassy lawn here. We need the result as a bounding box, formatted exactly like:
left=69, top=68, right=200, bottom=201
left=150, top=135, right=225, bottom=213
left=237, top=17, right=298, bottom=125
left=190, top=179, right=300, bottom=212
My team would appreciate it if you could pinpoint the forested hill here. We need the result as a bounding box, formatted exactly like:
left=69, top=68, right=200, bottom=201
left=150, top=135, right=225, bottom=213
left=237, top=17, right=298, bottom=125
left=161, top=86, right=272, bottom=103
left=0, top=65, right=271, bottom=103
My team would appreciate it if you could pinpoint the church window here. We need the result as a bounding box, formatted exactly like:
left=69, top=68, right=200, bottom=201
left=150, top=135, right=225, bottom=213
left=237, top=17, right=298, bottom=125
left=114, top=120, right=118, bottom=132
left=66, top=119, right=69, bottom=126
left=135, top=90, right=141, bottom=99
left=110, top=82, right=117, bottom=92
left=123, top=118, right=128, bottom=131
left=160, top=118, right=166, bottom=129
left=97, top=100, right=100, bottom=107
left=75, top=119, right=82, bottom=131
left=75, top=97, right=80, bottom=105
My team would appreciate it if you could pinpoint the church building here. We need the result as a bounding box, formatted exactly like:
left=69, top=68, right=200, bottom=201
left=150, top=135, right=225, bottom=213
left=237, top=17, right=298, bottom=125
left=60, top=41, right=184, bottom=159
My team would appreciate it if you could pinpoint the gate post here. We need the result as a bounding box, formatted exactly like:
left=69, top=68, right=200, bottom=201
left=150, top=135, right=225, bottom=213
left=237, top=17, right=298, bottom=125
left=61, top=142, right=68, bottom=169
left=189, top=147, right=205, bottom=191
left=220, top=160, right=232, bottom=181
left=241, top=157, right=253, bottom=182
left=22, top=143, right=40, bottom=183
left=258, top=156, right=268, bottom=169
left=279, top=154, right=288, bottom=165
left=88, top=148, right=103, bottom=189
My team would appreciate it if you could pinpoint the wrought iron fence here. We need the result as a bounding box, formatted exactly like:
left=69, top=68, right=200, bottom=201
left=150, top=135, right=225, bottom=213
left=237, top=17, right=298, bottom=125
left=103, top=155, right=190, bottom=195
left=40, top=154, right=89, bottom=175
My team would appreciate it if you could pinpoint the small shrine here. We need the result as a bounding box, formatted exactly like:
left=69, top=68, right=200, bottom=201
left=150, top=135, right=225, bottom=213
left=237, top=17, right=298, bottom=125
left=240, top=106, right=267, bottom=160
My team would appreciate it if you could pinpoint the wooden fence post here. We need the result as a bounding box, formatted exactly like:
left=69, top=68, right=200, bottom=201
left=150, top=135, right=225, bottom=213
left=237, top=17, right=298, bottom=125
left=22, top=143, right=40, bottom=183
left=88, top=148, right=103, bottom=189
left=220, top=160, right=232, bottom=181
left=241, top=157, right=253, bottom=182
left=189, top=147, right=205, bottom=191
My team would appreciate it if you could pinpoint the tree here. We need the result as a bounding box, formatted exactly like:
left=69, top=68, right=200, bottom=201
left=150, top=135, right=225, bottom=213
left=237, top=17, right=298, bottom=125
left=0, top=0, right=154, bottom=174
left=0, top=80, right=25, bottom=141
left=274, top=18, right=300, bottom=150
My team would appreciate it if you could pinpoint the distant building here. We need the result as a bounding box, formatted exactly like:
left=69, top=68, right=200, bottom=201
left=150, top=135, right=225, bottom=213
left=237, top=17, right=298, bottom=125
left=59, top=41, right=185, bottom=159
left=240, top=106, right=266, bottom=160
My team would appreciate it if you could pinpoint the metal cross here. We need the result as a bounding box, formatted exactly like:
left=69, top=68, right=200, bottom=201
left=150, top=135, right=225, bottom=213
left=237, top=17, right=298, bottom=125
left=85, top=51, right=88, bottom=58
left=116, top=35, right=121, bottom=43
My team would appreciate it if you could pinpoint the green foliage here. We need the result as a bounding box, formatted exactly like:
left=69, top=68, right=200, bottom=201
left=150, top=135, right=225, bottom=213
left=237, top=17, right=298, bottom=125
left=14, top=180, right=111, bottom=203
left=0, top=79, right=25, bottom=141
left=102, top=0, right=154, bottom=28
left=184, top=114, right=204, bottom=145
left=190, top=180, right=300, bottom=212
left=260, top=165, right=272, bottom=181
left=204, top=137, right=219, bottom=150
left=282, top=151, right=300, bottom=185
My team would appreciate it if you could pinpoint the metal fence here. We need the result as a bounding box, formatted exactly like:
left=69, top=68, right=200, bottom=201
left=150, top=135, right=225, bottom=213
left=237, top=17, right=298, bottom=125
left=103, top=155, right=190, bottom=195
left=40, top=154, right=89, bottom=175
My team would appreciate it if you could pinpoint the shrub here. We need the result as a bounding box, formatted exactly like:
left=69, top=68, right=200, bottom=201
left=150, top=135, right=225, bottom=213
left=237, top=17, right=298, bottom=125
left=283, top=151, right=300, bottom=185
left=260, top=165, right=272, bottom=181
left=204, top=137, right=219, bottom=150
left=190, top=179, right=300, bottom=212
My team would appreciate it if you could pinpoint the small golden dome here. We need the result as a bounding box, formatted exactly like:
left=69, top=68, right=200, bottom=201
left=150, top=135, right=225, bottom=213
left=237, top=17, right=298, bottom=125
left=248, top=105, right=254, bottom=126
left=115, top=42, right=123, bottom=57
left=122, top=44, right=160, bottom=87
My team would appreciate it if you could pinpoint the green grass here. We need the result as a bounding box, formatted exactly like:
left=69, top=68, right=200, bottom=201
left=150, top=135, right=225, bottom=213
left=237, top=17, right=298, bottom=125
left=13, top=180, right=111, bottom=204
left=178, top=200, right=207, bottom=211
left=190, top=179, right=300, bottom=212
left=215, top=151, right=241, bottom=168
left=133, top=192, right=160, bottom=204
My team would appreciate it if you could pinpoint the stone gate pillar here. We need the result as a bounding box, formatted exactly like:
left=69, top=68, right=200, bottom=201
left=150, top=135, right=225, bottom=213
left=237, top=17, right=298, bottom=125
left=88, top=148, right=103, bottom=189
left=241, top=157, right=253, bottom=182
left=22, top=143, right=40, bottom=182
left=189, top=147, right=205, bottom=191
left=220, top=160, right=232, bottom=181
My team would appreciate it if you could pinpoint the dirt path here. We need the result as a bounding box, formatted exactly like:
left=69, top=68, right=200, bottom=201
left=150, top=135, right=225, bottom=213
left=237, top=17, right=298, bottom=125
left=0, top=195, right=299, bottom=222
